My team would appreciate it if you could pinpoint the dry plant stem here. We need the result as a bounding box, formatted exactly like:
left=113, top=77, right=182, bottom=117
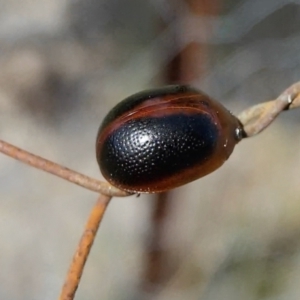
left=59, top=194, right=112, bottom=300
left=238, top=81, right=300, bottom=137
left=0, top=139, right=129, bottom=197
left=141, top=192, right=173, bottom=292
left=0, top=81, right=298, bottom=300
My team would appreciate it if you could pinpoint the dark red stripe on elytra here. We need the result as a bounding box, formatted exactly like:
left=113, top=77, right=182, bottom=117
left=98, top=85, right=202, bottom=133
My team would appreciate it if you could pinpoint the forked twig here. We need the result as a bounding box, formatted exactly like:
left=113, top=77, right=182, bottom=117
left=59, top=194, right=112, bottom=300
left=0, top=81, right=300, bottom=300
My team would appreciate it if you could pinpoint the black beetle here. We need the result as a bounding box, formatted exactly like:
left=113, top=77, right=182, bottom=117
left=96, top=85, right=243, bottom=193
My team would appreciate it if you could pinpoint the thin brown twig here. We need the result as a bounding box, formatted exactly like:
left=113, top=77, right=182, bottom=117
left=59, top=194, right=112, bottom=300
left=0, top=139, right=130, bottom=197
left=141, top=192, right=173, bottom=293
left=0, top=81, right=298, bottom=300
left=238, top=81, right=300, bottom=137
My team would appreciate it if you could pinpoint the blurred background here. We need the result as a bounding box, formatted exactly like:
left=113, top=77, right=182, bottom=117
left=0, top=0, right=300, bottom=299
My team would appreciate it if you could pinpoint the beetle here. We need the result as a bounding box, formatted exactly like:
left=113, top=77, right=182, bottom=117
left=96, top=85, right=244, bottom=193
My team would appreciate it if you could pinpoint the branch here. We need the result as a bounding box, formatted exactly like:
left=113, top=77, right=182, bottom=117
left=238, top=81, right=300, bottom=137
left=0, top=139, right=130, bottom=197
left=59, top=194, right=112, bottom=300
left=0, top=81, right=299, bottom=300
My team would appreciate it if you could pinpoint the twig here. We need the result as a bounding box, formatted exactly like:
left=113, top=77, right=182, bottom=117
left=0, top=81, right=299, bottom=300
left=238, top=81, right=300, bottom=137
left=0, top=139, right=130, bottom=197
left=59, top=194, right=112, bottom=300
left=141, top=192, right=173, bottom=293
